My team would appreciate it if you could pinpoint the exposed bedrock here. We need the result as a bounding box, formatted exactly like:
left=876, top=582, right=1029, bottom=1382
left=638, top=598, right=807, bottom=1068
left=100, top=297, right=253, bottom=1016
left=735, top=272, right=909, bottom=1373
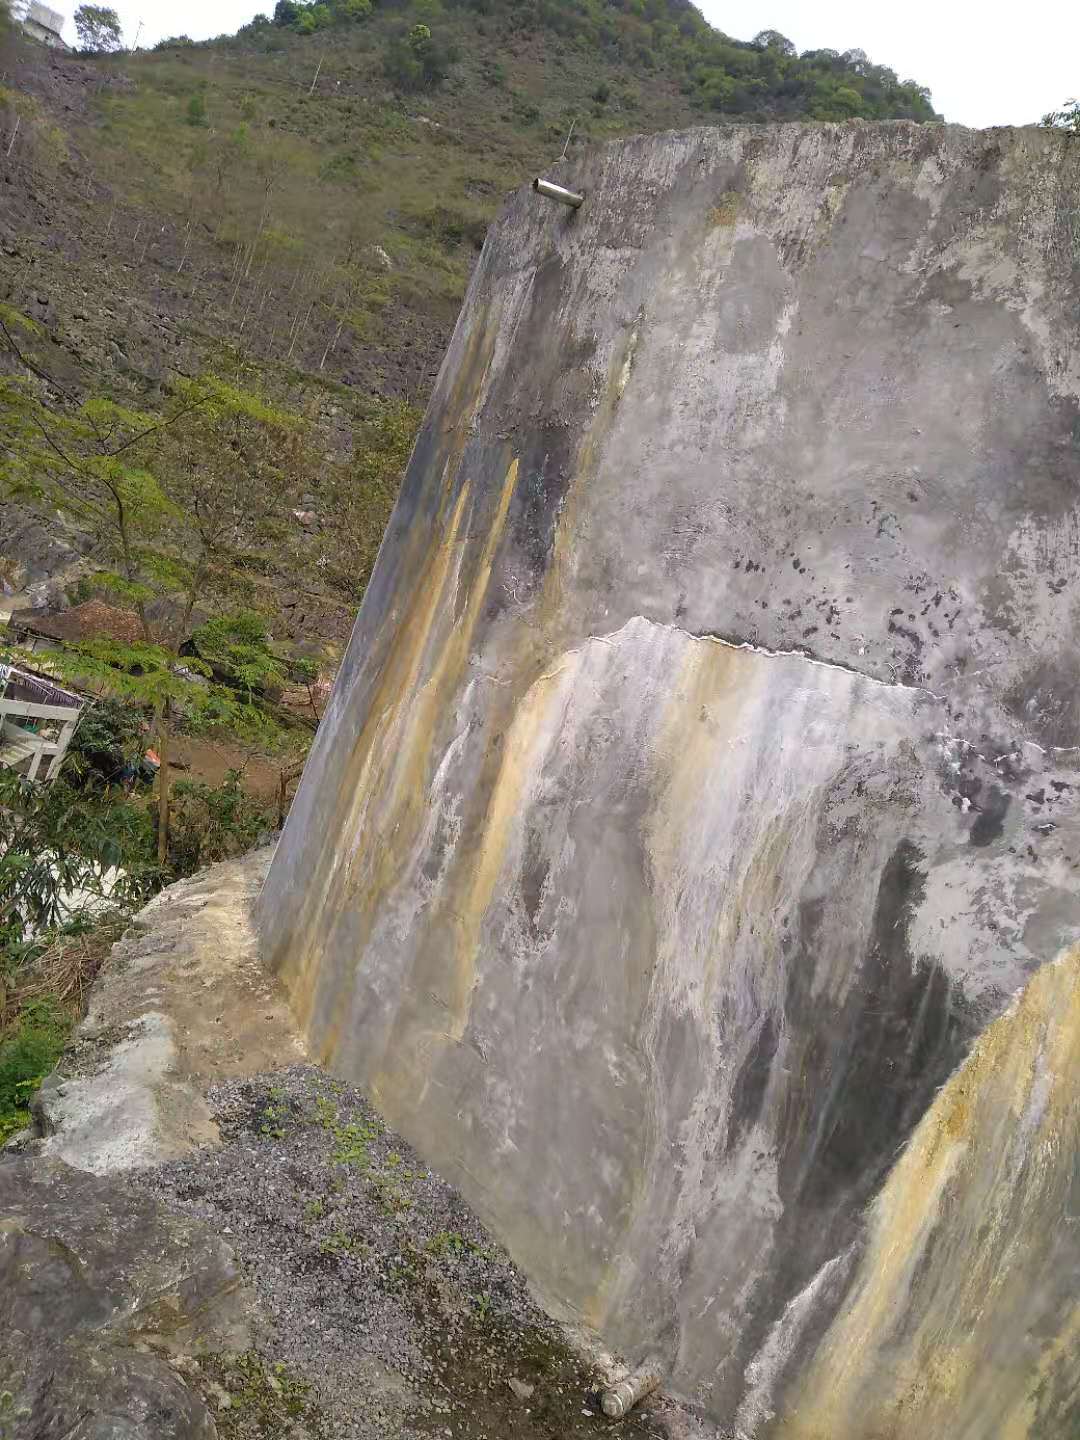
left=258, top=122, right=1080, bottom=1432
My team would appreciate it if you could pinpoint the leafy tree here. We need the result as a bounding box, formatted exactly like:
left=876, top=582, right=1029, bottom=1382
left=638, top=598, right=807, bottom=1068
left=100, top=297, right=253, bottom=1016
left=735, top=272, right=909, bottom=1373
left=0, top=766, right=158, bottom=943
left=383, top=20, right=457, bottom=89
left=186, top=91, right=208, bottom=126
left=272, top=0, right=298, bottom=23
left=187, top=611, right=287, bottom=697
left=296, top=4, right=330, bottom=32
left=65, top=696, right=148, bottom=788
left=73, top=3, right=121, bottom=52
left=1042, top=99, right=1080, bottom=133
left=168, top=769, right=275, bottom=875
left=0, top=314, right=305, bottom=862
left=753, top=29, right=795, bottom=56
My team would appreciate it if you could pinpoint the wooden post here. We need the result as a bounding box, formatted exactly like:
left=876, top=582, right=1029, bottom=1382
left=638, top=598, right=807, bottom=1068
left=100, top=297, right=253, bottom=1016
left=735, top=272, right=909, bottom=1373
left=155, top=703, right=171, bottom=865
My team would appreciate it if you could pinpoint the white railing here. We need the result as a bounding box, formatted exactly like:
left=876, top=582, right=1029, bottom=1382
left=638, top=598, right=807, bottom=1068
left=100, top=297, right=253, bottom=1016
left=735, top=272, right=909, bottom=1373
left=0, top=663, right=86, bottom=782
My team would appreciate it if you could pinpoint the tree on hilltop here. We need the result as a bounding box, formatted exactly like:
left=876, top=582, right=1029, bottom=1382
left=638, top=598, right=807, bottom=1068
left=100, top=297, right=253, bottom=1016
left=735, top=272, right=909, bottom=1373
left=1042, top=99, right=1080, bottom=133
left=74, top=4, right=122, bottom=52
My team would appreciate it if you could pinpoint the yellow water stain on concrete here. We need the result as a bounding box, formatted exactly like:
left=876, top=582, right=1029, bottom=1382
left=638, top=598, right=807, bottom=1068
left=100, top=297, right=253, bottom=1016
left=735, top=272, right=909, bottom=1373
left=778, top=945, right=1080, bottom=1439
left=444, top=661, right=566, bottom=1041
left=645, top=640, right=788, bottom=1005
left=280, top=478, right=474, bottom=1035
left=580, top=641, right=771, bottom=1333
left=267, top=302, right=504, bottom=998
left=271, top=304, right=530, bottom=1052
left=291, top=456, right=521, bottom=1076
left=710, top=191, right=741, bottom=227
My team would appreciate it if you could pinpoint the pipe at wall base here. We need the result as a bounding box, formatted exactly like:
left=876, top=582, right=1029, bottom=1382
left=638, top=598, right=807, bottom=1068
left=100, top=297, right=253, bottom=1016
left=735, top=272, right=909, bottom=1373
left=600, top=1358, right=663, bottom=1418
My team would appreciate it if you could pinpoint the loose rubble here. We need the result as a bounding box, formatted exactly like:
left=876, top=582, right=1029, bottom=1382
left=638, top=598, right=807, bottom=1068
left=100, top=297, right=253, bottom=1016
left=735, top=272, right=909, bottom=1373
left=137, top=1065, right=697, bottom=1440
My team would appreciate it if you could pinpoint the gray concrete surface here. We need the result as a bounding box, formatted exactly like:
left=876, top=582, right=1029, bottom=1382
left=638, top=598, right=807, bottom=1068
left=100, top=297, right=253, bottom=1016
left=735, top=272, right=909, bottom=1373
left=258, top=122, right=1080, bottom=1433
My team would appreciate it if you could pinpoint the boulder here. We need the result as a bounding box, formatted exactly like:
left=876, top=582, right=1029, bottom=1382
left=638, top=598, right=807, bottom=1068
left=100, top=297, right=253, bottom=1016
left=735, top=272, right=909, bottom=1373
left=0, top=1156, right=251, bottom=1439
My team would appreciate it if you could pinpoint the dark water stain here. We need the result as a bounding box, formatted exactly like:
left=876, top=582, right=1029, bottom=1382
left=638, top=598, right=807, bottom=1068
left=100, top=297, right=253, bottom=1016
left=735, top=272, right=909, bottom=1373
left=518, top=823, right=552, bottom=943
left=1004, top=655, right=1080, bottom=749
left=717, top=838, right=976, bottom=1426
left=780, top=841, right=967, bottom=1213
left=970, top=785, right=1010, bottom=846
left=726, top=1014, right=779, bottom=1152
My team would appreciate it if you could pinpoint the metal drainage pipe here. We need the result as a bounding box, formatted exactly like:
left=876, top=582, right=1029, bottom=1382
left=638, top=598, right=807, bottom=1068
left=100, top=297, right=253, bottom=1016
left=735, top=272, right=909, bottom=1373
left=533, top=177, right=584, bottom=209
left=600, top=1357, right=663, bottom=1418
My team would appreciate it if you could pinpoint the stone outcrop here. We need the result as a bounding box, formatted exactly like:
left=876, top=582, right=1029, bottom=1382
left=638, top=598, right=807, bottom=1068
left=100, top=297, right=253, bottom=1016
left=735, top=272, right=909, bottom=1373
left=257, top=122, right=1080, bottom=1433
left=1, top=850, right=295, bottom=1439
left=0, top=1156, right=251, bottom=1440
left=32, top=847, right=300, bottom=1173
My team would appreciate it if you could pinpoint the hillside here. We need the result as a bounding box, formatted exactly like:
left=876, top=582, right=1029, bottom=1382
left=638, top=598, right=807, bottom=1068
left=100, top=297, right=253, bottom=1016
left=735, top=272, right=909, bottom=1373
left=0, top=0, right=937, bottom=632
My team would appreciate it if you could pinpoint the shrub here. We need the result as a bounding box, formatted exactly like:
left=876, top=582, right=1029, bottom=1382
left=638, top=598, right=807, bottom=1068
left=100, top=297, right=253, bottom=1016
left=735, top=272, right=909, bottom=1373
left=168, top=770, right=275, bottom=875
left=67, top=698, right=149, bottom=789
left=0, top=997, right=69, bottom=1141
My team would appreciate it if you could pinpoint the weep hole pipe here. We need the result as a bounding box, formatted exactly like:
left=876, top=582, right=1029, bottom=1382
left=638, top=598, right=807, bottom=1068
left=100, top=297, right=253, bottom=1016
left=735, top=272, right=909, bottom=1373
left=600, top=1357, right=664, bottom=1418
left=533, top=176, right=585, bottom=209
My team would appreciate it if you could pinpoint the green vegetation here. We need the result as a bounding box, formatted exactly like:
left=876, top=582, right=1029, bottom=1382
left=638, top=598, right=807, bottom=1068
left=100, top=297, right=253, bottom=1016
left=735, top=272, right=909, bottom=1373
left=0, top=996, right=68, bottom=1141
left=257, top=0, right=934, bottom=120
left=1043, top=98, right=1080, bottom=133
left=73, top=3, right=122, bottom=52
left=426, top=1228, right=476, bottom=1258
left=0, top=308, right=305, bottom=1125
left=200, top=1352, right=325, bottom=1440
left=1, top=315, right=311, bottom=860
left=169, top=770, right=276, bottom=874
left=0, top=767, right=157, bottom=943
left=0, top=918, right=125, bottom=1140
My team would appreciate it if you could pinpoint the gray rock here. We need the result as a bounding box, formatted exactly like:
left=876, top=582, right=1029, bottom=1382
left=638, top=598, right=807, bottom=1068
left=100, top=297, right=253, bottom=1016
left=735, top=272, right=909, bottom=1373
left=34, top=847, right=301, bottom=1175
left=0, top=1156, right=251, bottom=1439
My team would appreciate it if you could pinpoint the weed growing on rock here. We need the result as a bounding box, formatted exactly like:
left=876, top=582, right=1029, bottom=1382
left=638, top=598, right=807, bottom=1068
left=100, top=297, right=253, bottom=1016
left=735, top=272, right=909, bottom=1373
left=197, top=1351, right=328, bottom=1440
left=0, top=998, right=70, bottom=1141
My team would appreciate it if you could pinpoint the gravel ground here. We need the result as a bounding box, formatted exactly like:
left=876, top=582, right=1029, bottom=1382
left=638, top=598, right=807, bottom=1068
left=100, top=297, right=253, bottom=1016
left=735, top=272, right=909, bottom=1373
left=136, top=1066, right=704, bottom=1440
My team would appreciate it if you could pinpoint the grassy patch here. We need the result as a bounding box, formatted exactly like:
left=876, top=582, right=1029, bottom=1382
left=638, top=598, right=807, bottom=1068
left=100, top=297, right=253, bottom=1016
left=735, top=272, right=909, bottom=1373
left=196, top=1352, right=327, bottom=1440
left=0, top=919, right=124, bottom=1142
left=0, top=997, right=69, bottom=1142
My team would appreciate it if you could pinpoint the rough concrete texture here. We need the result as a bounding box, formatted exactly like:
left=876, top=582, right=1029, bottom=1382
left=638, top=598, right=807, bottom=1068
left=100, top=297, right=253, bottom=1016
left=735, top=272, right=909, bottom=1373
left=32, top=846, right=302, bottom=1172
left=0, top=1155, right=251, bottom=1439
left=258, top=122, right=1080, bottom=1432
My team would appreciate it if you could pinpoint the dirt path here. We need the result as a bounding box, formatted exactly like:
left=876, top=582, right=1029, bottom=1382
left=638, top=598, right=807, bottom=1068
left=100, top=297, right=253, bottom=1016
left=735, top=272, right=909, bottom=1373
left=170, top=733, right=285, bottom=802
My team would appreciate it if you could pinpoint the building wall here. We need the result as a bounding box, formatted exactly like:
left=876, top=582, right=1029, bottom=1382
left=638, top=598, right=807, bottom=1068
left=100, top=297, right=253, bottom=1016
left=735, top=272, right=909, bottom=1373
left=22, top=6, right=67, bottom=48
left=258, top=124, right=1080, bottom=1433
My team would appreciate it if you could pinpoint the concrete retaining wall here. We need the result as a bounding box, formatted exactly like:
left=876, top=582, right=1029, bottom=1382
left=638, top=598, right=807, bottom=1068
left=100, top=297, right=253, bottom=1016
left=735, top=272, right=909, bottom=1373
left=258, top=122, right=1080, bottom=1433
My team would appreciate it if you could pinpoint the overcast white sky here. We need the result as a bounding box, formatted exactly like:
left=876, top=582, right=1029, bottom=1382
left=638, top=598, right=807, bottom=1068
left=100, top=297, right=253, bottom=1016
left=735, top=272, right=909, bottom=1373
left=44, top=0, right=1078, bottom=129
